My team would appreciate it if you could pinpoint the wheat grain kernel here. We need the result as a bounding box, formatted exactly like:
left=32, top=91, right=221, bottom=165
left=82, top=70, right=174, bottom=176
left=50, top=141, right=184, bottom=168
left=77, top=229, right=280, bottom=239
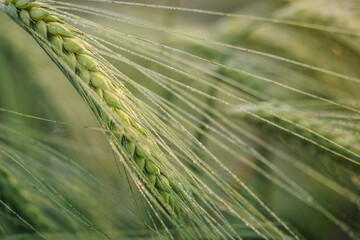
left=103, top=91, right=120, bottom=107
left=6, top=3, right=18, bottom=19
left=135, top=145, right=149, bottom=158
left=124, top=140, right=135, bottom=156
left=34, top=20, right=47, bottom=39
left=78, top=66, right=91, bottom=84
left=43, top=15, right=60, bottom=22
left=24, top=2, right=43, bottom=10
left=135, top=157, right=146, bottom=169
left=78, top=54, right=98, bottom=71
left=63, top=38, right=84, bottom=53
left=50, top=35, right=63, bottom=52
left=156, top=175, right=170, bottom=191
left=19, top=9, right=30, bottom=26
left=47, top=22, right=72, bottom=37
left=145, top=161, right=160, bottom=175
left=64, top=52, right=77, bottom=71
left=115, top=109, right=132, bottom=128
left=90, top=72, right=108, bottom=89
left=147, top=174, right=157, bottom=186
left=15, top=0, right=31, bottom=8
left=29, top=7, right=48, bottom=20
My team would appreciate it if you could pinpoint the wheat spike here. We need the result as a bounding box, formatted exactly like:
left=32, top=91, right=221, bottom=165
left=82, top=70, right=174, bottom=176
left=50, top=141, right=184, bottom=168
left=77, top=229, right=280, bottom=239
left=0, top=166, right=50, bottom=234
left=1, top=0, right=181, bottom=217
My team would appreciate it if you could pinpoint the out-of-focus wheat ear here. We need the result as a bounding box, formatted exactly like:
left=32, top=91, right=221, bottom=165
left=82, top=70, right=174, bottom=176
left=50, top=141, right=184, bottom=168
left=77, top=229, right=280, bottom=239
left=0, top=166, right=50, bottom=234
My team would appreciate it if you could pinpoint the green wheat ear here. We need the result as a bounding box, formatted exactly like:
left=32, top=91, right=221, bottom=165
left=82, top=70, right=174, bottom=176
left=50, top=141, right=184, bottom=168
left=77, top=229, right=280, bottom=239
left=232, top=102, right=360, bottom=189
left=1, top=0, right=181, bottom=217
left=0, top=166, right=50, bottom=234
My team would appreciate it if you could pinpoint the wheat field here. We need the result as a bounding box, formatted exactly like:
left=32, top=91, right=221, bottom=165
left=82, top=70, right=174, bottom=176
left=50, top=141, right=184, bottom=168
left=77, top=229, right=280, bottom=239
left=0, top=0, right=359, bottom=239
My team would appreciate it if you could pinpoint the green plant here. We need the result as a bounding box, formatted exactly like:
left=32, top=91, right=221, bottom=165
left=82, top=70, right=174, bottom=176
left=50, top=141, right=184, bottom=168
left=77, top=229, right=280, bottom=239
left=3, top=1, right=281, bottom=239
left=2, top=0, right=183, bottom=220
left=1, top=0, right=359, bottom=239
